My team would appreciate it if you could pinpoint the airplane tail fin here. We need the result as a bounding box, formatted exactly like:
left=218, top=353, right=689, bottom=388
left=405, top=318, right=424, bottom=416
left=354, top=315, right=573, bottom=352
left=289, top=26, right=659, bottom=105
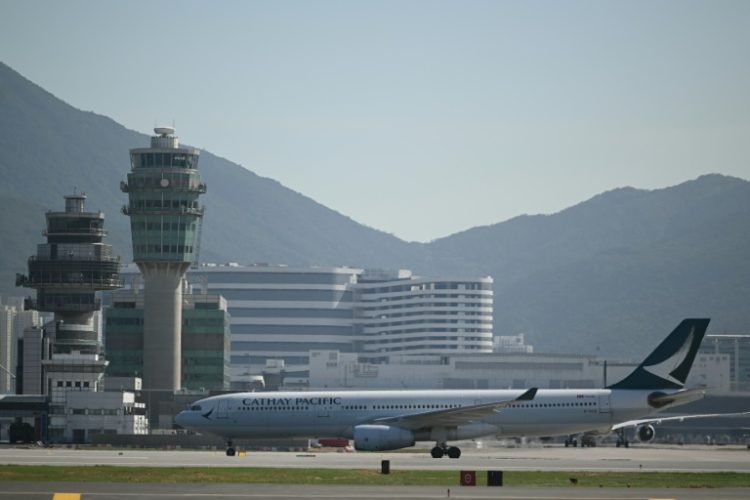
left=607, top=318, right=710, bottom=390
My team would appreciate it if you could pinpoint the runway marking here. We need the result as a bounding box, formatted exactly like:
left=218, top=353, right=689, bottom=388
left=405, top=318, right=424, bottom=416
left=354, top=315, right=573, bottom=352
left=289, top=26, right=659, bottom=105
left=52, top=494, right=80, bottom=500
left=0, top=458, right=150, bottom=461
left=0, top=453, right=148, bottom=457
left=0, top=461, right=155, bottom=466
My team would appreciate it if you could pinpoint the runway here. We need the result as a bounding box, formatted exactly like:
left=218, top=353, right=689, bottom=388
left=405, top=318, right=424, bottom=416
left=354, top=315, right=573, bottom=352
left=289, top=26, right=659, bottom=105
left=1, top=446, right=748, bottom=499
left=1, top=483, right=750, bottom=500
left=0, top=444, right=748, bottom=472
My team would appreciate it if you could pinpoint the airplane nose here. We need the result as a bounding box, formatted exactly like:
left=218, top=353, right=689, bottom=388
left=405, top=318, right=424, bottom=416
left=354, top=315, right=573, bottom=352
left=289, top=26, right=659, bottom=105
left=175, top=410, right=187, bottom=427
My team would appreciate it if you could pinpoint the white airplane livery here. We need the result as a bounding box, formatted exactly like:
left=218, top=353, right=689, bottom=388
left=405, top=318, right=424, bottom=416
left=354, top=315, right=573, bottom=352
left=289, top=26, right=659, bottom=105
left=175, top=318, right=737, bottom=458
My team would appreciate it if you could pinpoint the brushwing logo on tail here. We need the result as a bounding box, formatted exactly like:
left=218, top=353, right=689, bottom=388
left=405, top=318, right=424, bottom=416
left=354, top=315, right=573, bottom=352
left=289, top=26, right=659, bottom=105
left=641, top=327, right=694, bottom=386
left=607, top=319, right=709, bottom=390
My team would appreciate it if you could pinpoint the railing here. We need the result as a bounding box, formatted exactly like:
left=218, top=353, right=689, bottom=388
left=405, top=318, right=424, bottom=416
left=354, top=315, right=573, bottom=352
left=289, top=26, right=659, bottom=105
left=28, top=255, right=120, bottom=263
left=20, top=277, right=123, bottom=289
left=120, top=181, right=206, bottom=194
left=25, top=298, right=103, bottom=312
left=122, top=206, right=205, bottom=216
left=24, top=260, right=122, bottom=288
left=43, top=229, right=107, bottom=238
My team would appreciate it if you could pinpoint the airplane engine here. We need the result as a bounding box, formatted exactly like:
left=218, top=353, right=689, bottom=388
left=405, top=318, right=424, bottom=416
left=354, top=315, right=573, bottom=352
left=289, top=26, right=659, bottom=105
left=353, top=425, right=415, bottom=451
left=636, top=424, right=655, bottom=442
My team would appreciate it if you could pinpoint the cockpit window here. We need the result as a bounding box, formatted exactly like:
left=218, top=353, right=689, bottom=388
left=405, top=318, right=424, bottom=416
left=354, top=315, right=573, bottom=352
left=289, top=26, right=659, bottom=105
left=190, top=405, right=202, bottom=411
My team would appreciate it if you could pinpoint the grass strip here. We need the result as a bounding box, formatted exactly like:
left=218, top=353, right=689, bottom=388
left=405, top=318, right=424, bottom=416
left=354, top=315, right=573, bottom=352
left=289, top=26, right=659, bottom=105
left=0, top=466, right=749, bottom=488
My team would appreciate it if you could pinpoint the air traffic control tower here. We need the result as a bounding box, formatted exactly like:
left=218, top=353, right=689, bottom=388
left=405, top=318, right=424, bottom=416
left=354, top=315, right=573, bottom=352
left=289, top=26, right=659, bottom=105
left=16, top=193, right=121, bottom=389
left=121, top=127, right=206, bottom=392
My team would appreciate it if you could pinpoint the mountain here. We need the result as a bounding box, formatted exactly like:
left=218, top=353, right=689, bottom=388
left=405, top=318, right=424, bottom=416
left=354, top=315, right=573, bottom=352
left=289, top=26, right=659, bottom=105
left=430, top=174, right=750, bottom=355
left=2, top=61, right=749, bottom=358
left=0, top=61, right=426, bottom=294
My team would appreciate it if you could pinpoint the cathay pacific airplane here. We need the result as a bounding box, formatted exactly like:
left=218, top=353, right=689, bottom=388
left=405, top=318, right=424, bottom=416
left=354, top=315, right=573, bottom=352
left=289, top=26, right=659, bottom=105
left=176, top=318, right=735, bottom=458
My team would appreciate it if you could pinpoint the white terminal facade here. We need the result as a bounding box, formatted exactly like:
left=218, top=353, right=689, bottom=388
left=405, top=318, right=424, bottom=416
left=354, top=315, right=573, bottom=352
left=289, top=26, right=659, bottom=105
left=355, top=271, right=493, bottom=362
left=142, top=264, right=496, bottom=388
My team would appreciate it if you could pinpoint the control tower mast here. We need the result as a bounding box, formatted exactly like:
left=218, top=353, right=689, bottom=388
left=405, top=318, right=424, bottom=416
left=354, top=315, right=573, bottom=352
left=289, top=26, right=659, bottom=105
left=121, top=127, right=206, bottom=392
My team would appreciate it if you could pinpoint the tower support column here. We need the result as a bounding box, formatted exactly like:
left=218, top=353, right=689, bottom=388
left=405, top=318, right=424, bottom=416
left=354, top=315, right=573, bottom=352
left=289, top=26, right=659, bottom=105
left=140, top=263, right=187, bottom=392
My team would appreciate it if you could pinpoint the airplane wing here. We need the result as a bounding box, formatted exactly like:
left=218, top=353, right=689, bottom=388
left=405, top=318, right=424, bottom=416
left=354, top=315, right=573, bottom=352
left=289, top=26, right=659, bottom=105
left=372, top=387, right=537, bottom=430
left=612, top=410, right=750, bottom=431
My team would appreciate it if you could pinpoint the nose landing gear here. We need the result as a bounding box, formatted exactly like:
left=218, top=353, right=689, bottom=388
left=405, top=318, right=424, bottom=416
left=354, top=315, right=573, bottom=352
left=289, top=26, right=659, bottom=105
left=225, top=439, right=236, bottom=456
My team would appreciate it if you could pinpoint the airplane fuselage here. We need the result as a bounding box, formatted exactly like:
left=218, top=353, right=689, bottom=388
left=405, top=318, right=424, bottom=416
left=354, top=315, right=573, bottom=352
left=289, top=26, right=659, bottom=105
left=178, top=388, right=657, bottom=442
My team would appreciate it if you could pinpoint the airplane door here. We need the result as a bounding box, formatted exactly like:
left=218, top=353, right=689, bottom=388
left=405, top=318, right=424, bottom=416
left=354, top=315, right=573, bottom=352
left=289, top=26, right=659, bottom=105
left=598, top=395, right=611, bottom=413
left=216, top=399, right=229, bottom=419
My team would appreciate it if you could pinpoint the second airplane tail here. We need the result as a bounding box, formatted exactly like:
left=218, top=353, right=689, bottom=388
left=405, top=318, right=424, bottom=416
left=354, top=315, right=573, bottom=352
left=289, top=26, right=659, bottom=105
left=607, top=318, right=710, bottom=390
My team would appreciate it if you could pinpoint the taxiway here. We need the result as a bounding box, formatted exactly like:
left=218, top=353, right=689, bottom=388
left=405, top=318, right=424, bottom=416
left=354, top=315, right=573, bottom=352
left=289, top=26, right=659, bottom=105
left=0, top=444, right=748, bottom=472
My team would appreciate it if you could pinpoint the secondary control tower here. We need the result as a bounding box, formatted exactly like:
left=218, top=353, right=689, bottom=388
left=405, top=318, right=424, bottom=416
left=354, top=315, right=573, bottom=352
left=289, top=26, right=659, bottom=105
left=16, top=193, right=121, bottom=390
left=121, top=127, right=206, bottom=392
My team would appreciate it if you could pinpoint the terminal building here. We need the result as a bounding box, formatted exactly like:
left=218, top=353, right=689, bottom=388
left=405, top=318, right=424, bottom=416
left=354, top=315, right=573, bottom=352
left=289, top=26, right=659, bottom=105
left=190, top=264, right=493, bottom=388
left=354, top=271, right=494, bottom=362
left=189, top=264, right=361, bottom=388
left=699, top=335, right=750, bottom=392
left=116, top=264, right=494, bottom=388
left=307, top=349, right=731, bottom=393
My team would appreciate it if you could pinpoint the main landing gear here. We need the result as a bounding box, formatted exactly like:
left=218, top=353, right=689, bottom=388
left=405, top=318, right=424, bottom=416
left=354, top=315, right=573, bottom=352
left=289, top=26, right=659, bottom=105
left=226, top=439, right=236, bottom=456
left=564, top=435, right=598, bottom=447
left=615, top=429, right=629, bottom=448
left=431, top=444, right=461, bottom=459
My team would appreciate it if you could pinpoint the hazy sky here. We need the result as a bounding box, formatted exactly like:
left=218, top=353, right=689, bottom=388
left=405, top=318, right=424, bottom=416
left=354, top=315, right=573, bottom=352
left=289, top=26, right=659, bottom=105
left=2, top=1, right=749, bottom=242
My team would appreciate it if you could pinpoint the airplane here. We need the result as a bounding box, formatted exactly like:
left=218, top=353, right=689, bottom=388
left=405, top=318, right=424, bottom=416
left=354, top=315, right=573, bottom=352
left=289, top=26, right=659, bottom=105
left=175, top=318, right=733, bottom=458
